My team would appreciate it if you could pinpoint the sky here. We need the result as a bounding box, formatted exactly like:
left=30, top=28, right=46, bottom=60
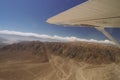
left=0, top=0, right=119, bottom=44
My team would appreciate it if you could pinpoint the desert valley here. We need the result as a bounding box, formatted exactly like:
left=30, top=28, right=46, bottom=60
left=0, top=41, right=120, bottom=80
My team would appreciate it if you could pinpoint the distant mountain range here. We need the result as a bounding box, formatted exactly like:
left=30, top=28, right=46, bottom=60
left=0, top=37, right=8, bottom=48
left=0, top=41, right=119, bottom=64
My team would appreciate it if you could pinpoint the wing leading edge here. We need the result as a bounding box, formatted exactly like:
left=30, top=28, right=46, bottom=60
left=46, top=0, right=120, bottom=47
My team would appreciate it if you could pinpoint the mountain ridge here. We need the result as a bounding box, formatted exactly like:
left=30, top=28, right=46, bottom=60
left=0, top=41, right=120, bottom=64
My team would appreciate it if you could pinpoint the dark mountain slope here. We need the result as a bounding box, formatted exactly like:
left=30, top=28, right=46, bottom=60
left=0, top=41, right=120, bottom=64
left=0, top=41, right=48, bottom=63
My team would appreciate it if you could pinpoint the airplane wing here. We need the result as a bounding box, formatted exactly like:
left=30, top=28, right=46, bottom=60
left=46, top=0, right=120, bottom=47
left=47, top=0, right=120, bottom=27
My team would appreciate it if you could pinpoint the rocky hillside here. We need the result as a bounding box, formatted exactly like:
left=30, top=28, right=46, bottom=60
left=0, top=41, right=119, bottom=64
left=46, top=42, right=120, bottom=64
left=0, top=41, right=120, bottom=80
left=0, top=41, right=48, bottom=63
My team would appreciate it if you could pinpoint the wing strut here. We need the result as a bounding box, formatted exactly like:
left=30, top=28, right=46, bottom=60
left=95, top=27, right=120, bottom=48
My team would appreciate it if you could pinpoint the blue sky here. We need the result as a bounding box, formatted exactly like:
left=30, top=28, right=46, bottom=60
left=0, top=0, right=120, bottom=43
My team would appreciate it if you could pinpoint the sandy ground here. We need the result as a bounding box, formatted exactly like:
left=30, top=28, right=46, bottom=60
left=0, top=42, right=120, bottom=80
left=0, top=61, right=53, bottom=80
left=0, top=55, right=120, bottom=80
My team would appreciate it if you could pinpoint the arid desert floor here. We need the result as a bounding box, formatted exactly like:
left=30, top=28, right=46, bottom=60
left=0, top=41, right=120, bottom=80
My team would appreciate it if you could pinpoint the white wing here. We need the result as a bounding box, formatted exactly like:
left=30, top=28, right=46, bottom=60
left=47, top=0, right=120, bottom=47
left=47, top=0, right=120, bottom=27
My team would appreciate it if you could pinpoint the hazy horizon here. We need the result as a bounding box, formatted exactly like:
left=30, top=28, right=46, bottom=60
left=0, top=0, right=120, bottom=45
